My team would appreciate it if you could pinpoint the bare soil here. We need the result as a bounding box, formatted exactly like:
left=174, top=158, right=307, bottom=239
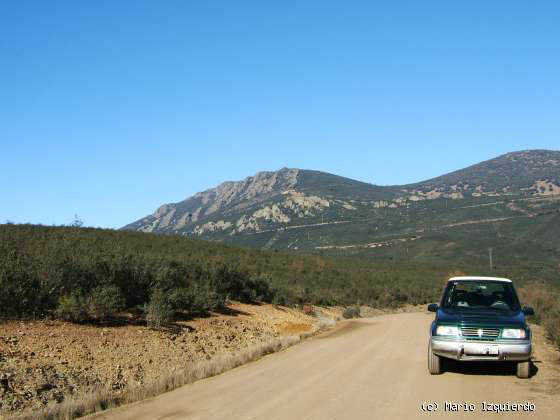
left=0, top=303, right=340, bottom=417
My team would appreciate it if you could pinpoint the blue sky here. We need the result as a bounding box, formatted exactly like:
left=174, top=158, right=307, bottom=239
left=1, top=1, right=559, bottom=228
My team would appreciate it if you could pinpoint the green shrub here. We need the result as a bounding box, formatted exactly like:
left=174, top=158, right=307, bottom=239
left=198, top=283, right=226, bottom=313
left=342, top=306, right=361, bottom=319
left=168, top=287, right=195, bottom=311
left=212, top=266, right=252, bottom=303
left=167, top=285, right=222, bottom=314
left=146, top=288, right=173, bottom=329
left=56, top=291, right=88, bottom=322
left=0, top=257, right=45, bottom=318
left=86, top=285, right=125, bottom=321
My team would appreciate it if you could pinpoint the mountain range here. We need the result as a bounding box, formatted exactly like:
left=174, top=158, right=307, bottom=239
left=123, top=150, right=560, bottom=268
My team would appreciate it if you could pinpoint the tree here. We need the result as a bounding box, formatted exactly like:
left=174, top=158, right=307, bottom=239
left=146, top=288, right=173, bottom=329
left=70, top=214, right=84, bottom=227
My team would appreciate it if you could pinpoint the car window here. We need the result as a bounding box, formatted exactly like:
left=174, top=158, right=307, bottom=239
left=441, top=281, right=520, bottom=311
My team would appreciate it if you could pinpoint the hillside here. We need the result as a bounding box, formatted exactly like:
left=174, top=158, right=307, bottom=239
left=2, top=223, right=557, bottom=320
left=123, top=150, right=560, bottom=268
left=0, top=224, right=449, bottom=320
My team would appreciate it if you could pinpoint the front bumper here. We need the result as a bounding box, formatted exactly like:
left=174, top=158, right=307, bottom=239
left=431, top=338, right=531, bottom=361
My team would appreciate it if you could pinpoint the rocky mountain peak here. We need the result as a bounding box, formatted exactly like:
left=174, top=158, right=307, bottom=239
left=191, top=168, right=299, bottom=215
left=127, top=168, right=301, bottom=234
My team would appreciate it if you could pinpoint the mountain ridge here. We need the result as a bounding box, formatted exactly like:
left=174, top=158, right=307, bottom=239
left=124, top=150, right=560, bottom=238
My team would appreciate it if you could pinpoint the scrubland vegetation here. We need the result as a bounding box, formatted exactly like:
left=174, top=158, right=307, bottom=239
left=518, top=281, right=560, bottom=348
left=1, top=224, right=558, bottom=349
left=0, top=224, right=445, bottom=322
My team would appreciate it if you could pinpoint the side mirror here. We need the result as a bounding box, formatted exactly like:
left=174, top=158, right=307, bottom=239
left=522, top=307, right=535, bottom=316
left=427, top=303, right=438, bottom=312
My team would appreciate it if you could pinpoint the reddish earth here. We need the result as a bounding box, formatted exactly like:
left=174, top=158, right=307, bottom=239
left=0, top=303, right=341, bottom=417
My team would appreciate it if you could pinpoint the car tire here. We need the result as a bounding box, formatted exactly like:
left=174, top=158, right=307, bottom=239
left=516, top=360, right=530, bottom=379
left=428, top=343, right=442, bottom=375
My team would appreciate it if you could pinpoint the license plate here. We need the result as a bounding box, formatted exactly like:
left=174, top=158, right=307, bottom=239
left=464, top=344, right=498, bottom=355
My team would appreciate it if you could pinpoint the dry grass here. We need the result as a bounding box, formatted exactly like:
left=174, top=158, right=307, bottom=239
left=518, top=281, right=560, bottom=348
left=279, top=322, right=312, bottom=335
left=9, top=335, right=302, bottom=420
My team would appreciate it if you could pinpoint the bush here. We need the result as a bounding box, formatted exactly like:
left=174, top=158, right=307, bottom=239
left=146, top=288, right=173, bottom=329
left=192, top=285, right=224, bottom=313
left=86, top=285, right=125, bottom=321
left=168, top=287, right=195, bottom=312
left=518, top=281, right=560, bottom=348
left=302, top=304, right=316, bottom=316
left=0, top=257, right=45, bottom=318
left=56, top=286, right=125, bottom=323
left=342, top=306, right=361, bottom=319
left=168, top=284, right=223, bottom=315
left=56, top=291, right=88, bottom=322
left=212, top=266, right=252, bottom=303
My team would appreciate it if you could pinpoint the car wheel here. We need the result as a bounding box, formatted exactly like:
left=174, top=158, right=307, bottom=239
left=428, top=343, right=442, bottom=375
left=516, top=360, right=530, bottom=379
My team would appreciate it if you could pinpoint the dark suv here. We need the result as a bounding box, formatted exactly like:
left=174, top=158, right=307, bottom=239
left=427, top=276, right=534, bottom=378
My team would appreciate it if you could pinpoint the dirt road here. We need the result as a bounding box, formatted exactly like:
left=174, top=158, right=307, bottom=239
left=90, top=312, right=560, bottom=419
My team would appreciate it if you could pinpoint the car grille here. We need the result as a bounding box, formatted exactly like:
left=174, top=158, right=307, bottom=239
left=460, top=327, right=500, bottom=339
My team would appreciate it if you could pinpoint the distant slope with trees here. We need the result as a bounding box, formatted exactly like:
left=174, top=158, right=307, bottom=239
left=1, top=224, right=557, bottom=323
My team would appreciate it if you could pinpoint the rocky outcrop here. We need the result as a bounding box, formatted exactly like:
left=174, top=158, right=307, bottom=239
left=197, top=168, right=299, bottom=217
left=193, top=220, right=233, bottom=235
left=124, top=168, right=300, bottom=235
left=192, top=190, right=334, bottom=235
left=531, top=180, right=560, bottom=196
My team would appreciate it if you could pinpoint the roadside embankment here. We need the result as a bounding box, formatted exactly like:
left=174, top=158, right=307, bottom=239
left=0, top=303, right=341, bottom=419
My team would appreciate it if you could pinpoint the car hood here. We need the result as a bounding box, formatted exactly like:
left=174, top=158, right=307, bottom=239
left=436, top=308, right=526, bottom=327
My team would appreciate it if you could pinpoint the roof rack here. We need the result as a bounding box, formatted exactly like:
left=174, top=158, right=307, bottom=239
left=448, top=276, right=512, bottom=283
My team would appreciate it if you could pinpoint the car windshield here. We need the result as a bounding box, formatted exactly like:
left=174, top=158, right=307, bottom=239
left=441, top=280, right=520, bottom=311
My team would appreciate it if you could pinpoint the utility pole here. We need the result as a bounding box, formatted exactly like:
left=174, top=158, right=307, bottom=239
left=488, top=248, right=493, bottom=270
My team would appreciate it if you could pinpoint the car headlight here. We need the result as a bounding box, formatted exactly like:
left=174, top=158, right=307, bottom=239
left=436, top=325, right=459, bottom=336
left=502, top=328, right=526, bottom=339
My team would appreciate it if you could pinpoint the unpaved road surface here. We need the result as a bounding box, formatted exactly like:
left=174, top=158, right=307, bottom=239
left=90, top=312, right=560, bottom=419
